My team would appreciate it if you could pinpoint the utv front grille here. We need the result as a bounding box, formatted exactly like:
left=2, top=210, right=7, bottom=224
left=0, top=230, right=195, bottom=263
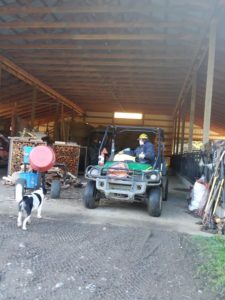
left=108, top=183, right=131, bottom=191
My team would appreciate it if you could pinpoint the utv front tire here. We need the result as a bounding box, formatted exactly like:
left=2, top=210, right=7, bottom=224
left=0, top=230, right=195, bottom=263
left=51, top=180, right=61, bottom=199
left=83, top=181, right=99, bottom=209
left=163, top=177, right=169, bottom=201
left=147, top=187, right=162, bottom=217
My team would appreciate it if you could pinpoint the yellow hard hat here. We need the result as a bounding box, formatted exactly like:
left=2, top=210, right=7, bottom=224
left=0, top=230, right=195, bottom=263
left=138, top=133, right=148, bottom=140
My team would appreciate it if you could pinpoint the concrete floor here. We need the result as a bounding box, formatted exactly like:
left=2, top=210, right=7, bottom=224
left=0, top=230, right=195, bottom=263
left=0, top=166, right=208, bottom=236
left=0, top=167, right=216, bottom=300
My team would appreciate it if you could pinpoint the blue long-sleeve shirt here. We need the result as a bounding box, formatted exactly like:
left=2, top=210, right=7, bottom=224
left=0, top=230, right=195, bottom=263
left=124, top=140, right=155, bottom=164
left=134, top=141, right=155, bottom=164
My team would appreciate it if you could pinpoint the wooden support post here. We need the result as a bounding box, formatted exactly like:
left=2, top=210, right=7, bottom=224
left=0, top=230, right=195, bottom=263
left=188, top=73, right=197, bottom=152
left=203, top=19, right=217, bottom=145
left=54, top=103, right=59, bottom=140
left=0, top=63, right=2, bottom=101
left=68, top=111, right=75, bottom=141
left=180, top=102, right=187, bottom=155
left=61, top=104, right=65, bottom=141
left=172, top=114, right=177, bottom=155
left=0, top=62, right=2, bottom=87
left=176, top=107, right=181, bottom=154
left=31, top=86, right=37, bottom=129
left=10, top=102, right=17, bottom=136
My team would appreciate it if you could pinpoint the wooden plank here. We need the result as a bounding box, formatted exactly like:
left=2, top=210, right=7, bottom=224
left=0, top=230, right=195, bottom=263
left=0, top=33, right=197, bottom=41
left=9, top=52, right=192, bottom=61
left=86, top=111, right=113, bottom=118
left=0, top=3, right=210, bottom=15
left=0, top=44, right=196, bottom=51
left=203, top=19, right=217, bottom=144
left=0, top=20, right=204, bottom=29
left=85, top=117, right=113, bottom=124
left=142, top=120, right=173, bottom=127
left=22, top=65, right=188, bottom=73
left=14, top=59, right=190, bottom=68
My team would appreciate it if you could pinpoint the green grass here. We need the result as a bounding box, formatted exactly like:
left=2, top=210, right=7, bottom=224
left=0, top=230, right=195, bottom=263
left=193, top=235, right=225, bottom=297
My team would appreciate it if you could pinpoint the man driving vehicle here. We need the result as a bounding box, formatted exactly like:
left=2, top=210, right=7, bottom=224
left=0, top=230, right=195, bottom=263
left=134, top=133, right=155, bottom=164
left=120, top=133, right=155, bottom=165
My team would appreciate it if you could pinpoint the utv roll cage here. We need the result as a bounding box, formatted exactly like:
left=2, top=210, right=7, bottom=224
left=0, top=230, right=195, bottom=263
left=98, top=125, right=165, bottom=170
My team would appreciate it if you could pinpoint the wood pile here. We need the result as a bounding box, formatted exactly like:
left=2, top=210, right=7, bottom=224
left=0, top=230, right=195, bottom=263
left=53, top=142, right=80, bottom=176
left=8, top=138, right=81, bottom=176
left=8, top=137, right=45, bottom=175
left=45, top=167, right=82, bottom=189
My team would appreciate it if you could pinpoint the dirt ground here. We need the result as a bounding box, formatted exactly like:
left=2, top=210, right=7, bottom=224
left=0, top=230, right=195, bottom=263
left=0, top=167, right=217, bottom=300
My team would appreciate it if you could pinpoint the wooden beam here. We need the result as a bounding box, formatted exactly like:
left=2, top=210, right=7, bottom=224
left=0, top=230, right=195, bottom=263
left=0, top=54, right=84, bottom=116
left=31, top=86, right=37, bottom=129
left=0, top=20, right=204, bottom=29
left=0, top=4, right=210, bottom=15
left=9, top=52, right=192, bottom=61
left=0, top=33, right=197, bottom=41
left=176, top=106, right=181, bottom=154
left=172, top=114, right=177, bottom=154
left=23, top=65, right=187, bottom=73
left=180, top=103, right=187, bottom=154
left=203, top=19, right=217, bottom=144
left=0, top=44, right=195, bottom=52
left=13, top=59, right=190, bottom=68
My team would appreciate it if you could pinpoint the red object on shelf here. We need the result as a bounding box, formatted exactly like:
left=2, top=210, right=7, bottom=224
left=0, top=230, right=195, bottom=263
left=29, top=145, right=56, bottom=172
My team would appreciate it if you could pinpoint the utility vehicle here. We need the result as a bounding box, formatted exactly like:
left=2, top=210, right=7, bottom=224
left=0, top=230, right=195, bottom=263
left=83, top=126, right=168, bottom=217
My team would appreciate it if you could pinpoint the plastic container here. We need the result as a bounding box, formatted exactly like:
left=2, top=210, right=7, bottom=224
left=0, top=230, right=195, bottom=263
left=29, top=145, right=56, bottom=172
left=19, top=172, right=40, bottom=189
left=23, top=146, right=33, bottom=164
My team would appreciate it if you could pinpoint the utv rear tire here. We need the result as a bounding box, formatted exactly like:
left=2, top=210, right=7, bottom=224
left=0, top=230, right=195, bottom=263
left=147, top=186, right=162, bottom=217
left=15, top=178, right=26, bottom=202
left=51, top=180, right=61, bottom=199
left=163, top=177, right=169, bottom=201
left=83, top=181, right=99, bottom=209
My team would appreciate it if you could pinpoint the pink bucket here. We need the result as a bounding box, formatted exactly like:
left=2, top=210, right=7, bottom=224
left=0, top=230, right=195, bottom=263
left=29, top=145, right=56, bottom=172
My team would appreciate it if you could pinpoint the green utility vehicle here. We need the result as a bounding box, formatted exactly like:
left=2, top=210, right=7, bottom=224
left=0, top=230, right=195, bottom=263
left=83, top=126, right=168, bottom=217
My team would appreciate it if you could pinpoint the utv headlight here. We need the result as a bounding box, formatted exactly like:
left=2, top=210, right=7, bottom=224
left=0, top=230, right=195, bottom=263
left=88, top=168, right=101, bottom=177
left=150, top=174, right=158, bottom=181
left=146, top=172, right=160, bottom=182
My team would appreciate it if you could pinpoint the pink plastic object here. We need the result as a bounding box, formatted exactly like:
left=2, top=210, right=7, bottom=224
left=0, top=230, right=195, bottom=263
left=29, top=145, right=56, bottom=172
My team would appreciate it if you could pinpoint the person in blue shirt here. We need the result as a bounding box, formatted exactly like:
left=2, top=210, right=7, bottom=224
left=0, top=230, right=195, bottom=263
left=120, top=133, right=155, bottom=165
left=134, top=133, right=155, bottom=164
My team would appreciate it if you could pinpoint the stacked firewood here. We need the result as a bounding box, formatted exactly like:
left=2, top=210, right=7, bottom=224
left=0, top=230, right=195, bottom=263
left=8, top=138, right=45, bottom=175
left=53, top=143, right=80, bottom=176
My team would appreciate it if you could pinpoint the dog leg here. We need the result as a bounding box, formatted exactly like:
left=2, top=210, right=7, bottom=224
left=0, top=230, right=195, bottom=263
left=37, top=205, right=42, bottom=219
left=27, top=216, right=31, bottom=224
left=22, top=214, right=31, bottom=230
left=17, top=212, right=22, bottom=227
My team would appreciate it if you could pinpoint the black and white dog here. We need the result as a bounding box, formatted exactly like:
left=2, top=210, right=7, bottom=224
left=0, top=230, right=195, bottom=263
left=16, top=187, right=46, bottom=230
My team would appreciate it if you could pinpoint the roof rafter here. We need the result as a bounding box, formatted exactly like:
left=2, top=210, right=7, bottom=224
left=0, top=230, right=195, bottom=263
left=0, top=54, right=84, bottom=116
